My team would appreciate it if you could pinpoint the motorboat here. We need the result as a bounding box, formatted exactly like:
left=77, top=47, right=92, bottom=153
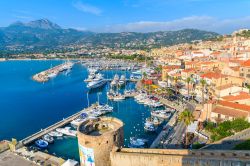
left=146, top=117, right=163, bottom=126
left=35, top=139, right=49, bottom=148
left=42, top=134, right=54, bottom=144
left=56, top=127, right=77, bottom=137
left=48, top=131, right=63, bottom=137
left=144, top=122, right=157, bottom=132
left=151, top=110, right=171, bottom=119
left=87, top=78, right=107, bottom=89
left=97, top=104, right=113, bottom=113
left=71, top=113, right=88, bottom=128
left=47, top=72, right=57, bottom=78
left=118, top=75, right=126, bottom=86
left=113, top=94, right=125, bottom=101
left=128, top=137, right=148, bottom=148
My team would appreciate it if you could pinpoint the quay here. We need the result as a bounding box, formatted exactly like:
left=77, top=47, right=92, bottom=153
left=32, top=61, right=74, bottom=82
left=19, top=105, right=95, bottom=146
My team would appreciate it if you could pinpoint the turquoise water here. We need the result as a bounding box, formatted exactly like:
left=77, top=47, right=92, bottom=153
left=0, top=60, right=162, bottom=161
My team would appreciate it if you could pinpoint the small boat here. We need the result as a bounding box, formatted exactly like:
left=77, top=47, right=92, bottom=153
left=56, top=127, right=77, bottom=137
left=47, top=72, right=57, bottom=78
left=151, top=110, right=171, bottom=119
left=42, top=134, right=54, bottom=144
left=71, top=113, right=89, bottom=128
left=118, top=75, right=126, bottom=86
left=48, top=131, right=63, bottom=137
left=128, top=137, right=148, bottom=148
left=35, top=139, right=49, bottom=148
left=113, top=94, right=125, bottom=101
left=144, top=122, right=157, bottom=132
left=146, top=117, right=163, bottom=126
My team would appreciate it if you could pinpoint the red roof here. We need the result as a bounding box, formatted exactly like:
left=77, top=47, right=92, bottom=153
left=222, top=92, right=250, bottom=101
left=218, top=100, right=250, bottom=112
left=201, top=72, right=225, bottom=79
left=242, top=59, right=250, bottom=67
left=213, top=106, right=248, bottom=118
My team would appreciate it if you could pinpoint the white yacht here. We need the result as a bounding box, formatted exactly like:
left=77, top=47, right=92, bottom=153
left=118, top=75, right=126, bottom=86
left=56, top=127, right=77, bottom=137
left=151, top=110, right=171, bottom=119
left=87, top=78, right=106, bottom=89
left=48, top=131, right=63, bottom=137
left=113, top=94, right=125, bottom=101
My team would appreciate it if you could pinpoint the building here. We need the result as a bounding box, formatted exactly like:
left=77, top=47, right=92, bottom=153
left=77, top=117, right=124, bottom=166
left=240, top=59, right=250, bottom=85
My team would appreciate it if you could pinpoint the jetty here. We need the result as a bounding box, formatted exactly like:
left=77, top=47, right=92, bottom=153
left=32, top=62, right=74, bottom=82
left=19, top=105, right=95, bottom=146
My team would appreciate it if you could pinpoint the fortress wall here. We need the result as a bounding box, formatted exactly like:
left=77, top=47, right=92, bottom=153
left=110, top=148, right=250, bottom=166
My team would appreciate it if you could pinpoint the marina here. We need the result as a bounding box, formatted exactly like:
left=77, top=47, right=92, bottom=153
left=0, top=60, right=170, bottom=162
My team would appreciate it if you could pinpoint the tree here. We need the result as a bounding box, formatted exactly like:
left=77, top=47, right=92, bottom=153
left=178, top=109, right=195, bottom=147
left=200, top=79, right=207, bottom=105
left=186, top=77, right=191, bottom=100
left=174, top=76, right=179, bottom=95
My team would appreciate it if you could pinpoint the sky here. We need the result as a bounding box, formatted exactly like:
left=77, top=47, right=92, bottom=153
left=0, top=0, right=250, bottom=34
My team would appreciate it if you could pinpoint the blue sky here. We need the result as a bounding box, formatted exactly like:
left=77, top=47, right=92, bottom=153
left=0, top=0, right=250, bottom=34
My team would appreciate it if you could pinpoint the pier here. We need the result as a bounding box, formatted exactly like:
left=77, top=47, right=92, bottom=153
left=32, top=62, right=74, bottom=82
left=19, top=105, right=95, bottom=146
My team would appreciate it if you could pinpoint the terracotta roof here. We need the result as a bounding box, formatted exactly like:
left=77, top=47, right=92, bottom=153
left=242, top=59, right=250, bottom=67
left=222, top=92, right=250, bottom=101
left=230, top=66, right=240, bottom=71
left=182, top=68, right=196, bottom=73
left=212, top=106, right=248, bottom=118
left=216, top=84, right=235, bottom=90
left=162, top=65, right=180, bottom=70
left=201, top=72, right=225, bottom=79
left=185, top=61, right=198, bottom=65
left=218, top=100, right=250, bottom=112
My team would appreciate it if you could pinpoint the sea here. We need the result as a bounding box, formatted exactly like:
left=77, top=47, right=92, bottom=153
left=0, top=60, right=164, bottom=161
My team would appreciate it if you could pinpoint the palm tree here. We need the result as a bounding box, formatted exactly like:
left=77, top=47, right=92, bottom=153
left=174, top=76, right=179, bottom=95
left=186, top=77, right=191, bottom=100
left=166, top=74, right=169, bottom=87
left=178, top=109, right=195, bottom=147
left=200, top=79, right=207, bottom=105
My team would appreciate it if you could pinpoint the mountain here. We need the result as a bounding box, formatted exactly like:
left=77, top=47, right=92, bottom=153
left=0, top=19, right=220, bottom=55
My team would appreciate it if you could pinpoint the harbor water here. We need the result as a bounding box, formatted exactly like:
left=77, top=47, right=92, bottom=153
left=0, top=60, right=164, bottom=161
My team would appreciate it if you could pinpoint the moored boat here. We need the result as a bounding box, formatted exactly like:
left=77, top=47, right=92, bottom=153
left=35, top=139, right=49, bottom=148
left=42, top=134, right=54, bottom=144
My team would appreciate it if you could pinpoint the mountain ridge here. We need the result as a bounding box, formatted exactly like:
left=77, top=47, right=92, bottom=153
left=0, top=19, right=220, bottom=55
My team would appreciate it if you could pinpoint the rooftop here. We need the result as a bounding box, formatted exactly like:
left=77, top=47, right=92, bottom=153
left=78, top=117, right=123, bottom=136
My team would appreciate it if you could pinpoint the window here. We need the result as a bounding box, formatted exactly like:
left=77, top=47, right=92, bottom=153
left=113, top=134, right=117, bottom=142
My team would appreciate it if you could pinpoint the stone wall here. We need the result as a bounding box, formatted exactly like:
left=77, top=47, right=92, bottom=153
left=110, top=148, right=250, bottom=166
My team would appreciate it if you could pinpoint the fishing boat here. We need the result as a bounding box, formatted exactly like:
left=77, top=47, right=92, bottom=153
left=56, top=127, right=77, bottom=137
left=35, top=139, right=49, bottom=148
left=128, top=137, right=148, bottom=148
left=144, top=122, right=157, bottom=132
left=48, top=131, right=63, bottom=137
left=42, top=134, right=54, bottom=144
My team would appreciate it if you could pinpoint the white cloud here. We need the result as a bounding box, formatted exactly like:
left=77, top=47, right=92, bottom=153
left=93, top=16, right=250, bottom=34
left=73, top=1, right=102, bottom=15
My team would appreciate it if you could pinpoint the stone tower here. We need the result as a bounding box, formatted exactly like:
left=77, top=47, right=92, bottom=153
left=77, top=117, right=124, bottom=166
